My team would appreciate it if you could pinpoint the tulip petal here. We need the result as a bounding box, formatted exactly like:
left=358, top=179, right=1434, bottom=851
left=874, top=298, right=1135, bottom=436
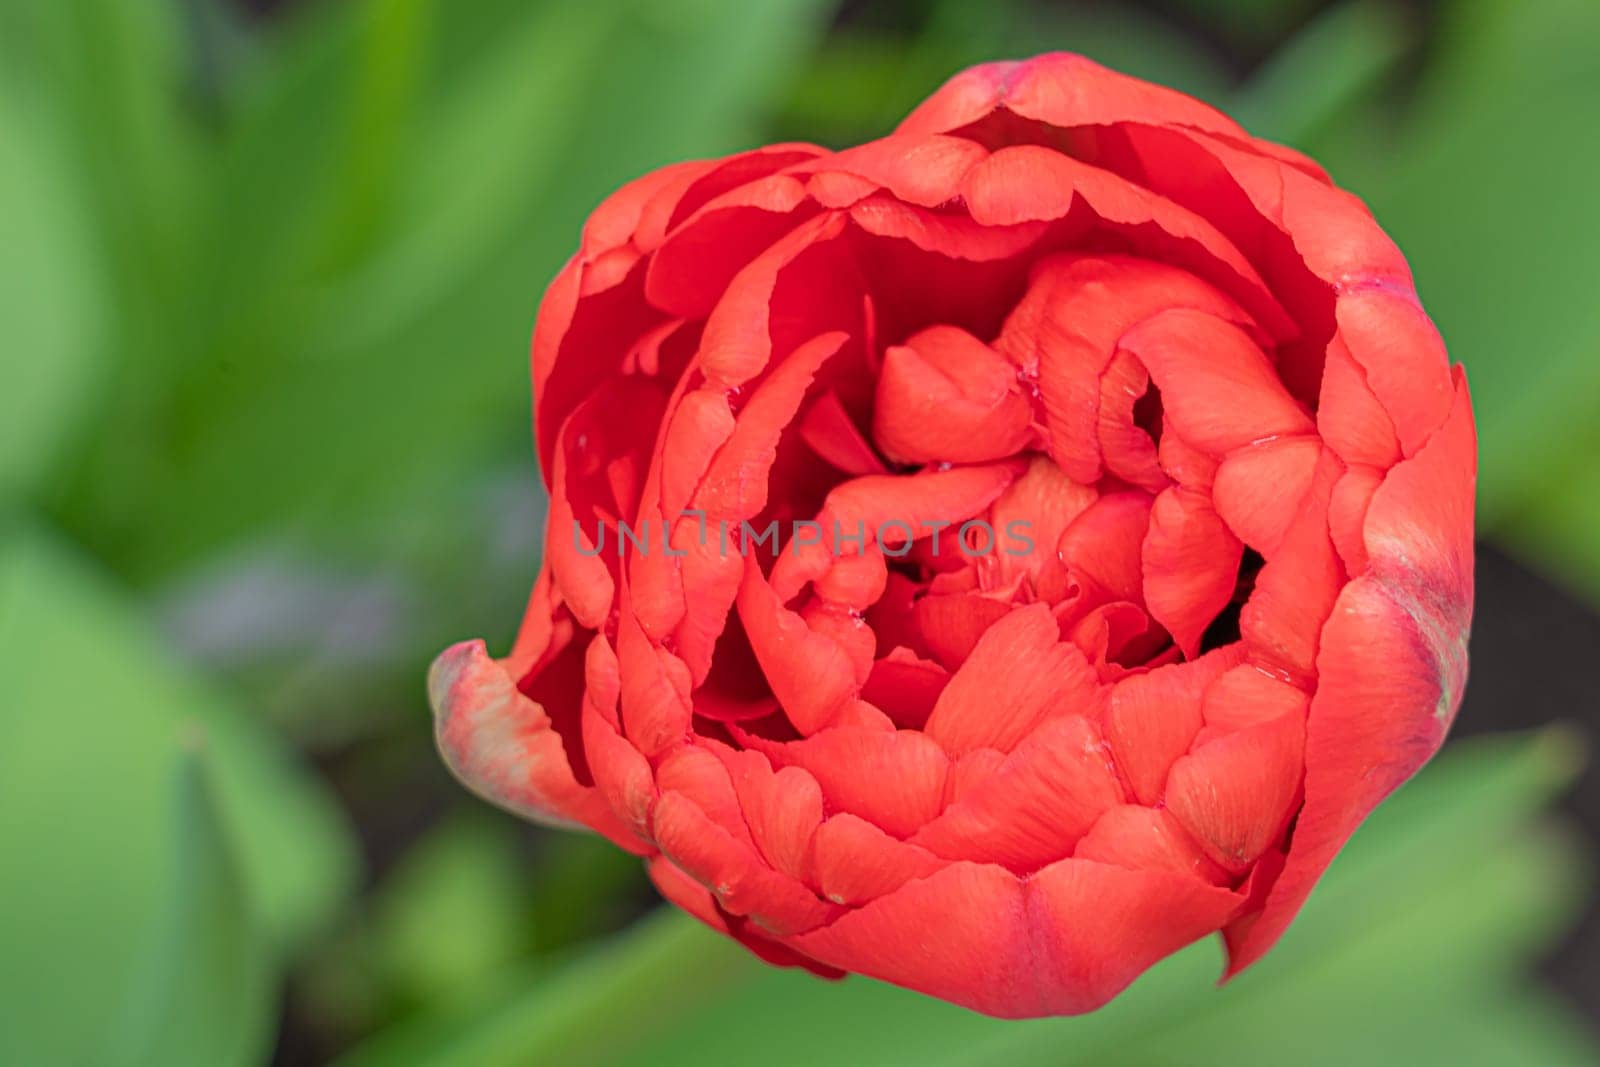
left=1142, top=487, right=1244, bottom=658
left=1165, top=708, right=1306, bottom=874
left=1102, top=644, right=1246, bottom=804
left=745, top=726, right=952, bottom=840
left=1211, top=436, right=1322, bottom=556
left=874, top=326, right=1035, bottom=464
left=1074, top=805, right=1229, bottom=884
left=651, top=790, right=835, bottom=936
left=810, top=813, right=946, bottom=905
left=1122, top=308, right=1314, bottom=456
left=430, top=639, right=645, bottom=852
left=789, top=856, right=1239, bottom=1017
left=911, top=715, right=1125, bottom=871
left=737, top=558, right=859, bottom=735
left=647, top=855, right=843, bottom=976
left=924, top=604, right=1100, bottom=755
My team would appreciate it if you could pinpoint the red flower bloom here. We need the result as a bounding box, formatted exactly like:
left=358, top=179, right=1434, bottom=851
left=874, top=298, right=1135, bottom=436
left=431, top=54, right=1475, bottom=1016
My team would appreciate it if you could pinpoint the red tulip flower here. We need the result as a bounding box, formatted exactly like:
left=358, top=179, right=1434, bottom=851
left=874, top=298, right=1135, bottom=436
left=431, top=54, right=1475, bottom=1016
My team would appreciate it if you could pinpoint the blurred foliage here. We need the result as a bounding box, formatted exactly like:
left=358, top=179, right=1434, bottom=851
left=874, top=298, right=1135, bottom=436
left=1, top=0, right=1598, bottom=1063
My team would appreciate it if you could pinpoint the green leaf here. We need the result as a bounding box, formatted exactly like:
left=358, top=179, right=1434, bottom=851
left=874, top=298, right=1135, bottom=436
left=0, top=523, right=359, bottom=1064
left=0, top=85, right=104, bottom=498
left=1310, top=0, right=1600, bottom=539
left=335, top=731, right=1594, bottom=1067
left=53, top=0, right=839, bottom=585
left=108, top=747, right=275, bottom=1067
left=1229, top=0, right=1416, bottom=145
left=370, top=814, right=530, bottom=1009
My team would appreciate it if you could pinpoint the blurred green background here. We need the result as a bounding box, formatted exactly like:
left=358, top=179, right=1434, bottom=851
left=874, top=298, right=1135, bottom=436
left=3, top=0, right=1600, bottom=1063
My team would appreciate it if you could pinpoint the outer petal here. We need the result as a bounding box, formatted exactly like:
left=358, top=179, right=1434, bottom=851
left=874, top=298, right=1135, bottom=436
left=897, top=52, right=1243, bottom=140
left=788, top=858, right=1239, bottom=1017
left=1225, top=377, right=1474, bottom=974
left=429, top=639, right=645, bottom=853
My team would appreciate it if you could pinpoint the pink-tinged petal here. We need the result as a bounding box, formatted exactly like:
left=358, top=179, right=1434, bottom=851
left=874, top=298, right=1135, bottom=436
left=1329, top=464, right=1383, bottom=576
left=737, top=558, right=859, bottom=736
left=813, top=134, right=988, bottom=208
left=711, top=747, right=825, bottom=884
left=579, top=635, right=657, bottom=844
left=1122, top=308, right=1314, bottom=455
left=645, top=174, right=816, bottom=317
left=1058, top=490, right=1154, bottom=606
left=1362, top=373, right=1476, bottom=623
left=1335, top=287, right=1454, bottom=456
left=1228, top=371, right=1472, bottom=975
left=616, top=605, right=693, bottom=758
left=1102, top=644, right=1247, bottom=804
left=1240, top=449, right=1344, bottom=683
left=874, top=326, right=1035, bottom=464
left=911, top=715, right=1125, bottom=872
left=1142, top=487, right=1244, bottom=659
left=746, top=726, right=951, bottom=839
left=1198, top=664, right=1310, bottom=742
left=924, top=604, right=1100, bottom=756
left=913, top=592, right=1015, bottom=671
left=1211, top=436, right=1322, bottom=556
left=1316, top=335, right=1402, bottom=468
left=861, top=650, right=949, bottom=731
left=1074, top=805, right=1229, bottom=885
left=650, top=791, right=834, bottom=936
left=798, top=390, right=890, bottom=475
left=1165, top=708, right=1306, bottom=874
left=789, top=857, right=1239, bottom=1018
left=810, top=813, right=947, bottom=905
left=1223, top=585, right=1465, bottom=973
left=430, top=640, right=645, bottom=852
